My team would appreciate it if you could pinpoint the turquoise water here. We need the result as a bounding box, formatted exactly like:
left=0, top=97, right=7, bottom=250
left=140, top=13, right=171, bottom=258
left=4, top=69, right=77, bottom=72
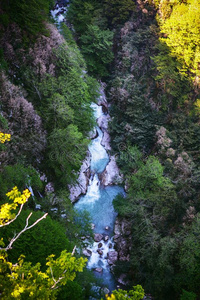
left=74, top=103, right=125, bottom=292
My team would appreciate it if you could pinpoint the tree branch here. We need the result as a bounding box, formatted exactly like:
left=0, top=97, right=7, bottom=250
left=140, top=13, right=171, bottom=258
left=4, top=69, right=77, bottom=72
left=0, top=202, right=26, bottom=228
left=2, top=212, right=48, bottom=251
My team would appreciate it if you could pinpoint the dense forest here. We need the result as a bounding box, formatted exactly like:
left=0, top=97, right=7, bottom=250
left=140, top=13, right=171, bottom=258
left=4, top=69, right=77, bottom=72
left=0, top=0, right=200, bottom=299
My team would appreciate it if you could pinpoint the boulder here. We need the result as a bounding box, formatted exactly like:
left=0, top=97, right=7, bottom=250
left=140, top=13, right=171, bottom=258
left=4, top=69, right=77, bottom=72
left=94, top=233, right=103, bottom=242
left=94, top=267, right=103, bottom=273
left=82, top=249, right=92, bottom=257
left=69, top=152, right=91, bottom=202
left=97, top=249, right=103, bottom=256
left=100, top=155, right=123, bottom=186
left=97, top=114, right=110, bottom=132
left=107, top=251, right=118, bottom=265
left=98, top=82, right=108, bottom=110
left=89, top=128, right=98, bottom=140
left=104, top=235, right=109, bottom=242
left=114, top=218, right=132, bottom=262
left=114, top=219, right=121, bottom=236
left=98, top=242, right=103, bottom=248
left=101, top=131, right=111, bottom=151
left=105, top=226, right=109, bottom=230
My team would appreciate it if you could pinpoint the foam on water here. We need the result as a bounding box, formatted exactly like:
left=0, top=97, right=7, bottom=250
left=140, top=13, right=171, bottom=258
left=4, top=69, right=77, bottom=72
left=75, top=101, right=125, bottom=292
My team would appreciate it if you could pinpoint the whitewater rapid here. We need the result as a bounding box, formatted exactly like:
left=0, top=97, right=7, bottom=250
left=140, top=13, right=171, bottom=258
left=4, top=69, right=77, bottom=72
left=75, top=101, right=124, bottom=292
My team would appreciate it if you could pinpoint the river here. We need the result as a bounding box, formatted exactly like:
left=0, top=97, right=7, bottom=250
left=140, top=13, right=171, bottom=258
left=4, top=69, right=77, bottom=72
left=74, top=99, right=125, bottom=293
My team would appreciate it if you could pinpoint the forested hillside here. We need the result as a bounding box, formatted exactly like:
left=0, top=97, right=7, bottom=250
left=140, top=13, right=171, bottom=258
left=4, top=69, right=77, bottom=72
left=0, top=0, right=99, bottom=298
left=0, top=0, right=200, bottom=299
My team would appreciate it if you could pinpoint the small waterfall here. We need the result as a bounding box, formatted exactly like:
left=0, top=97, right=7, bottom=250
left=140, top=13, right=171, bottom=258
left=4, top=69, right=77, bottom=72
left=75, top=100, right=125, bottom=292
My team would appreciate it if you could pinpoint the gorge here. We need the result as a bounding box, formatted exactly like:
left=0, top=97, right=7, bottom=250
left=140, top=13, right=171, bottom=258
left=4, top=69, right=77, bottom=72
left=74, top=88, right=125, bottom=293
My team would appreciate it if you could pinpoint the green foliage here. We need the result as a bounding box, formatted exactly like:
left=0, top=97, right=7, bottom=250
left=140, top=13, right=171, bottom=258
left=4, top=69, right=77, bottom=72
left=103, top=0, right=136, bottom=26
left=0, top=249, right=86, bottom=299
left=160, top=0, right=200, bottom=81
left=152, top=41, right=191, bottom=111
left=107, top=285, right=144, bottom=300
left=80, top=25, right=114, bottom=77
left=57, top=280, right=84, bottom=300
left=109, top=26, right=161, bottom=153
left=67, top=0, right=104, bottom=35
left=0, top=49, right=8, bottom=71
left=1, top=210, right=73, bottom=268
left=47, top=125, right=88, bottom=184
left=0, top=187, right=87, bottom=299
left=2, top=0, right=53, bottom=36
left=174, top=216, right=200, bottom=295
left=59, top=23, right=76, bottom=47
left=117, top=145, right=143, bottom=175
left=180, top=290, right=197, bottom=300
left=0, top=164, right=42, bottom=200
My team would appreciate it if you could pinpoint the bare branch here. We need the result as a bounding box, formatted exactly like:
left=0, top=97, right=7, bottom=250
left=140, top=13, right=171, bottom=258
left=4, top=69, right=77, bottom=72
left=2, top=212, right=48, bottom=251
left=50, top=270, right=66, bottom=290
left=0, top=202, right=26, bottom=228
left=71, top=246, right=76, bottom=256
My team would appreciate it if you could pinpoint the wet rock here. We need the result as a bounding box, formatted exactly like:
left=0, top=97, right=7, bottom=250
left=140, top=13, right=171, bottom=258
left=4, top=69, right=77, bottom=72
left=98, top=242, right=103, bottom=248
left=82, top=249, right=92, bottom=257
left=100, top=155, right=123, bottom=186
left=113, top=235, right=120, bottom=242
left=107, top=251, right=118, bottom=265
left=97, top=114, right=110, bottom=133
left=89, top=128, right=98, bottom=140
left=97, top=249, right=103, bottom=256
left=69, top=152, right=91, bottom=202
left=105, top=226, right=109, bottom=230
left=101, top=131, right=111, bottom=151
left=104, top=235, right=109, bottom=241
left=94, top=267, right=103, bottom=273
left=98, top=82, right=108, bottom=110
left=108, top=243, right=113, bottom=249
left=91, top=223, right=95, bottom=230
left=101, top=287, right=110, bottom=295
left=114, top=218, right=132, bottom=262
left=114, top=220, right=121, bottom=236
left=94, top=233, right=103, bottom=242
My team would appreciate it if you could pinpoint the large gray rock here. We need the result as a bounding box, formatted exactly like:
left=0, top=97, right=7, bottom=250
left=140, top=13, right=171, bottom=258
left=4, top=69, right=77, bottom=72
left=100, top=155, right=123, bottom=186
left=114, top=217, right=132, bottom=262
left=97, top=249, right=103, bottom=256
left=89, top=128, right=98, bottom=140
left=101, top=131, right=111, bottom=151
left=94, top=267, right=103, bottom=273
left=98, top=82, right=109, bottom=111
left=97, top=114, right=110, bottom=132
left=68, top=152, right=91, bottom=202
left=94, top=233, right=103, bottom=242
left=114, top=219, right=121, bottom=236
left=82, top=249, right=92, bottom=257
left=107, top=251, right=118, bottom=265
